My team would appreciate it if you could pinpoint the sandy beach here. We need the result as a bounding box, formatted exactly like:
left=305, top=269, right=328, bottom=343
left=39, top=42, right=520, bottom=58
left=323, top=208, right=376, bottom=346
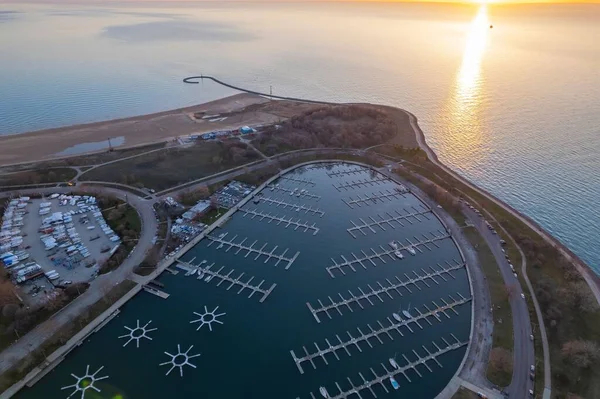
left=0, top=93, right=284, bottom=167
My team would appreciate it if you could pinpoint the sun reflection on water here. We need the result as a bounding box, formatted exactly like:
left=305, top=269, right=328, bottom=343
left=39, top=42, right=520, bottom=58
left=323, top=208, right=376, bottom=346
left=440, top=5, right=490, bottom=171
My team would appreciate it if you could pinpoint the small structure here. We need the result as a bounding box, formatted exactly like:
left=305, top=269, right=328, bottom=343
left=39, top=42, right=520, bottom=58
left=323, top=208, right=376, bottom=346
left=210, top=181, right=256, bottom=209
left=239, top=126, right=255, bottom=135
left=182, top=200, right=211, bottom=221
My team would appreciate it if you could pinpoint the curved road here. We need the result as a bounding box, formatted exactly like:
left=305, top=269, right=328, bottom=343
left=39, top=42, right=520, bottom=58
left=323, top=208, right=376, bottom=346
left=0, top=185, right=157, bottom=376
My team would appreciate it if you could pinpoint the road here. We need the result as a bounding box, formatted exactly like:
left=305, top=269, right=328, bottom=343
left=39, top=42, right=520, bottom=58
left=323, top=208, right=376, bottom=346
left=462, top=205, right=535, bottom=399
left=0, top=185, right=158, bottom=375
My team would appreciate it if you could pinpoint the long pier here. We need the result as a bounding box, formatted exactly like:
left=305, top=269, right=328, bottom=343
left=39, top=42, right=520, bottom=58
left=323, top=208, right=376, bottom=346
left=267, top=184, right=321, bottom=200
left=343, top=188, right=409, bottom=208
left=307, top=260, right=465, bottom=322
left=299, top=336, right=468, bottom=399
left=205, top=233, right=300, bottom=270
left=239, top=208, right=320, bottom=235
left=279, top=176, right=316, bottom=186
left=180, top=261, right=277, bottom=303
left=326, top=167, right=366, bottom=178
left=347, top=207, right=433, bottom=237
left=326, top=231, right=451, bottom=277
left=291, top=294, right=470, bottom=373
left=333, top=177, right=391, bottom=191
left=143, top=285, right=170, bottom=299
left=257, top=196, right=325, bottom=217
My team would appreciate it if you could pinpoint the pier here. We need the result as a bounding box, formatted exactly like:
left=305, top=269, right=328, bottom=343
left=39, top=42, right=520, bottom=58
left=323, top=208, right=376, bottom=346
left=205, top=232, right=300, bottom=270
left=291, top=294, right=470, bottom=373
left=347, top=207, right=433, bottom=237
left=307, top=260, right=465, bottom=322
left=279, top=176, right=316, bottom=186
left=333, top=177, right=391, bottom=191
left=343, top=188, right=410, bottom=208
left=239, top=208, right=320, bottom=235
left=326, top=231, right=451, bottom=277
left=266, top=184, right=321, bottom=200
left=257, top=196, right=325, bottom=217
left=181, top=261, right=277, bottom=303
left=298, top=336, right=468, bottom=399
left=143, top=285, right=170, bottom=299
left=326, top=167, right=366, bottom=178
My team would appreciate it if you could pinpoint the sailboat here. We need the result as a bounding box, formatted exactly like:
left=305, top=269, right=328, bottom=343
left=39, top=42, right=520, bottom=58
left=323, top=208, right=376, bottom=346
left=389, top=354, right=399, bottom=369
left=319, top=386, right=329, bottom=398
left=402, top=302, right=413, bottom=319
left=392, top=312, right=403, bottom=322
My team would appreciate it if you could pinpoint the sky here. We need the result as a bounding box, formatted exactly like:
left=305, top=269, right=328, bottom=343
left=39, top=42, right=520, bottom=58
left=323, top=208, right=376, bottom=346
left=2, top=0, right=600, bottom=4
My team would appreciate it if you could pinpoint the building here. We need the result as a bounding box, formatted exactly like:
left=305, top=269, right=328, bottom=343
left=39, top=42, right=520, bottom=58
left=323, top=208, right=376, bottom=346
left=182, top=200, right=212, bottom=221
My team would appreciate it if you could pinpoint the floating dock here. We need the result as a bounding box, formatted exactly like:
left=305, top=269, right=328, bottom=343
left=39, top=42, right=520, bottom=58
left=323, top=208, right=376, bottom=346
left=266, top=185, right=321, bottom=200
left=298, top=336, right=468, bottom=399
left=291, top=294, right=470, bottom=373
left=205, top=233, right=300, bottom=270
left=308, top=260, right=465, bottom=322
left=347, top=207, right=433, bottom=237
left=239, top=208, right=320, bottom=235
left=258, top=196, right=325, bottom=217
left=191, top=262, right=277, bottom=303
left=143, top=285, right=170, bottom=299
left=279, top=176, right=316, bottom=186
left=333, top=177, right=391, bottom=191
left=326, top=231, right=451, bottom=277
left=326, top=167, right=366, bottom=178
left=165, top=267, right=179, bottom=275
left=343, top=188, right=410, bottom=208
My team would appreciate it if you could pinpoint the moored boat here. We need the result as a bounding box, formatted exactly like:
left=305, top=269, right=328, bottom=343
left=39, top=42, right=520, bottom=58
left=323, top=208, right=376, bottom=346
left=392, top=313, right=402, bottom=322
left=319, top=386, right=329, bottom=398
left=390, top=376, right=400, bottom=390
left=407, top=246, right=416, bottom=255
left=389, top=358, right=398, bottom=369
left=394, top=250, right=404, bottom=259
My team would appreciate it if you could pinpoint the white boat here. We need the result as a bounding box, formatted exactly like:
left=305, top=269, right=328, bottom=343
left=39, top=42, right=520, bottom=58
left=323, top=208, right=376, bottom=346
left=218, top=233, right=226, bottom=239
left=197, top=271, right=205, bottom=279
left=394, top=250, right=404, bottom=259
left=319, top=386, right=329, bottom=398
left=390, top=376, right=400, bottom=390
left=296, top=208, right=300, bottom=212
left=392, top=313, right=402, bottom=322
left=389, top=358, right=399, bottom=369
left=407, top=246, right=416, bottom=255
left=389, top=241, right=398, bottom=250
left=205, top=275, right=212, bottom=282
left=402, top=308, right=413, bottom=319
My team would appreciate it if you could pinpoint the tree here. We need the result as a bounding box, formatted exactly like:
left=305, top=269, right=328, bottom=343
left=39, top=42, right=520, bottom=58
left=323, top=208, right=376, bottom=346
left=562, top=340, right=600, bottom=369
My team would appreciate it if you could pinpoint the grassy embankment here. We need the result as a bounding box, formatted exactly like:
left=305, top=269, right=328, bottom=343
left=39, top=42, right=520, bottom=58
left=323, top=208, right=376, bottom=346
left=0, top=280, right=136, bottom=393
left=374, top=145, right=600, bottom=398
left=0, top=168, right=77, bottom=187
left=451, top=387, right=479, bottom=399
left=98, top=196, right=142, bottom=274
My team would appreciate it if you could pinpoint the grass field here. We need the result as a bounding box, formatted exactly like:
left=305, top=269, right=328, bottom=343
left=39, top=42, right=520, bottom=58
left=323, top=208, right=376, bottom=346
left=0, top=168, right=77, bottom=186
left=81, top=141, right=259, bottom=191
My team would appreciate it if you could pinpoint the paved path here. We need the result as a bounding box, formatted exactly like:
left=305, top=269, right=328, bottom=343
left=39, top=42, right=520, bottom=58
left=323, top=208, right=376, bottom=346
left=0, top=185, right=158, bottom=376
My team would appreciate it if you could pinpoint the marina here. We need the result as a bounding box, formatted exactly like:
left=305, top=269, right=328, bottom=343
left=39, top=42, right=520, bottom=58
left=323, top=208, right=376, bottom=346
left=205, top=232, right=300, bottom=269
left=333, top=177, right=392, bottom=191
left=300, top=336, right=469, bottom=399
left=238, top=208, right=320, bottom=235
left=292, top=294, right=470, bottom=373
left=346, top=207, right=433, bottom=237
left=308, top=260, right=465, bottom=322
left=256, top=196, right=325, bottom=217
left=15, top=162, right=472, bottom=399
left=326, top=231, right=451, bottom=277
left=343, top=189, right=410, bottom=208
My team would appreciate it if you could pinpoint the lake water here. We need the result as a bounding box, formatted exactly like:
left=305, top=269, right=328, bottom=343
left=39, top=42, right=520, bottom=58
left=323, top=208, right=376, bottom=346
left=0, top=2, right=599, bottom=274
left=16, top=163, right=471, bottom=399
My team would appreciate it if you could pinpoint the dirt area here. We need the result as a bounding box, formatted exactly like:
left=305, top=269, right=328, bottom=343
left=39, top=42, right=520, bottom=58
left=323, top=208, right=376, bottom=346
left=0, top=93, right=274, bottom=166
left=17, top=197, right=118, bottom=304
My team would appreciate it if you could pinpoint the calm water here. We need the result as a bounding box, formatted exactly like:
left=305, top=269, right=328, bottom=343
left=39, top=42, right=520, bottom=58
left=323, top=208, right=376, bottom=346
left=16, top=163, right=471, bottom=398
left=0, top=2, right=599, bottom=273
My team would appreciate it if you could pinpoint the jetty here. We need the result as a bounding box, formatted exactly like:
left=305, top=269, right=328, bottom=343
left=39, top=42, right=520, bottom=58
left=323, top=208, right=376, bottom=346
left=279, top=176, right=316, bottom=186
left=333, top=177, right=391, bottom=191
left=291, top=294, right=470, bottom=373
left=142, top=285, right=170, bottom=299
left=258, top=196, right=325, bottom=217
left=239, top=208, right=320, bottom=235
left=307, top=260, right=465, bottom=322
left=326, top=231, right=451, bottom=277
left=181, top=261, right=277, bottom=303
left=266, top=184, right=321, bottom=200
left=298, top=336, right=468, bottom=399
left=326, top=167, right=366, bottom=178
left=205, top=232, right=300, bottom=270
left=346, top=207, right=433, bottom=237
left=343, top=188, right=410, bottom=208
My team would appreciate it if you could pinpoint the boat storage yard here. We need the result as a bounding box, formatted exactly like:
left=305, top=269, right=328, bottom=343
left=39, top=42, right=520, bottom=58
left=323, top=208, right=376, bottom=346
left=16, top=162, right=473, bottom=399
left=1, top=195, right=120, bottom=304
